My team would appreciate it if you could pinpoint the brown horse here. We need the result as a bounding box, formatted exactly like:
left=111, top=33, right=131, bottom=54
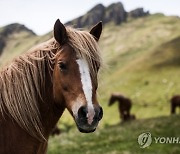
left=0, top=19, right=103, bottom=153
left=170, top=95, right=180, bottom=114
left=108, top=93, right=133, bottom=122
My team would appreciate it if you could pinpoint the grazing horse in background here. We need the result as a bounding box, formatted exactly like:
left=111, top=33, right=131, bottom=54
left=0, top=19, right=103, bottom=154
left=170, top=95, right=180, bottom=114
left=51, top=125, right=61, bottom=136
left=108, top=93, right=134, bottom=122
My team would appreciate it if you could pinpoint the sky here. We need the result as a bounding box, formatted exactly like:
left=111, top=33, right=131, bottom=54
left=0, top=0, right=180, bottom=35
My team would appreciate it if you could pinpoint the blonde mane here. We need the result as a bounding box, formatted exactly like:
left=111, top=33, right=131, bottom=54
left=0, top=27, right=102, bottom=140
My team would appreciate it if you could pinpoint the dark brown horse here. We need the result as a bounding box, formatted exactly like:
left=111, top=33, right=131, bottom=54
left=170, top=95, right=180, bottom=114
left=0, top=19, right=103, bottom=153
left=108, top=93, right=133, bottom=122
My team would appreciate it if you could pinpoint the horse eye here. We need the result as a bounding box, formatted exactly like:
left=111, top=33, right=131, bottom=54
left=58, top=62, right=67, bottom=71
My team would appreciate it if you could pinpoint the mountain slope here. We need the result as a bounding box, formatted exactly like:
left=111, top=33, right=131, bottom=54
left=0, top=23, right=35, bottom=55
left=0, top=2, right=149, bottom=65
left=0, top=30, right=52, bottom=66
left=97, top=14, right=180, bottom=125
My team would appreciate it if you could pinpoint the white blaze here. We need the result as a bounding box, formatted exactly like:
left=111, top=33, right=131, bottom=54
left=76, top=59, right=95, bottom=124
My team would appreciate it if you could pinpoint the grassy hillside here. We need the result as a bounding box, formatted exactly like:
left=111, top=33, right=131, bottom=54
left=98, top=14, right=180, bottom=125
left=0, top=31, right=52, bottom=66
left=48, top=115, right=180, bottom=154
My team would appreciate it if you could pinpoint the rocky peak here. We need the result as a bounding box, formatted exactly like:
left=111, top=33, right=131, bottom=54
left=0, top=23, right=36, bottom=55
left=66, top=2, right=149, bottom=28
left=66, top=2, right=127, bottom=28
left=87, top=4, right=105, bottom=13
left=104, top=2, right=127, bottom=24
left=0, top=23, right=35, bottom=37
left=128, top=8, right=149, bottom=18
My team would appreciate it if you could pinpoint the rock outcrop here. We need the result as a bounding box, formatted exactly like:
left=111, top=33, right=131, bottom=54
left=104, top=2, right=127, bottom=24
left=128, top=8, right=149, bottom=18
left=66, top=2, right=127, bottom=28
left=0, top=23, right=35, bottom=55
left=66, top=2, right=149, bottom=28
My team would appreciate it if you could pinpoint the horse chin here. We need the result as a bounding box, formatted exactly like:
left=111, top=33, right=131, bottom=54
left=78, top=127, right=96, bottom=133
left=75, top=119, right=98, bottom=133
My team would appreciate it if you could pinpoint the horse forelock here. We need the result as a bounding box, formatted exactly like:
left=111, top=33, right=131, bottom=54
left=65, top=27, right=102, bottom=80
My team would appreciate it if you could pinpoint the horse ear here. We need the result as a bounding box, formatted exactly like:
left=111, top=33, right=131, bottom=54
left=90, top=21, right=102, bottom=41
left=54, top=19, right=68, bottom=45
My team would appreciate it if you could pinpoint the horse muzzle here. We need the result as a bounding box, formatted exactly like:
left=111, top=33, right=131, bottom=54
left=75, top=105, right=103, bottom=133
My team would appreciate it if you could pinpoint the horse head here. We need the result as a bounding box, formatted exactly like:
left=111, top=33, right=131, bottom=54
left=52, top=19, right=103, bottom=133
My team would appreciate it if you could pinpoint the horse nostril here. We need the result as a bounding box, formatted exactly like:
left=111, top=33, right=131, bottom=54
left=97, top=107, right=103, bottom=121
left=78, top=106, right=87, bottom=119
left=94, top=107, right=103, bottom=121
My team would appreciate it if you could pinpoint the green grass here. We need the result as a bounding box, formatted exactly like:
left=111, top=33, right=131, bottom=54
left=48, top=115, right=180, bottom=154
left=0, top=31, right=52, bottom=66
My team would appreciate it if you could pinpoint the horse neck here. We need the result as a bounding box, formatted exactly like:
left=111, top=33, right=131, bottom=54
left=109, top=96, right=118, bottom=105
left=111, top=96, right=124, bottom=104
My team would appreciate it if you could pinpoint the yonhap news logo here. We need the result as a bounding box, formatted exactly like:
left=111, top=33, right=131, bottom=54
left=138, top=132, right=180, bottom=148
left=138, top=132, right=152, bottom=148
